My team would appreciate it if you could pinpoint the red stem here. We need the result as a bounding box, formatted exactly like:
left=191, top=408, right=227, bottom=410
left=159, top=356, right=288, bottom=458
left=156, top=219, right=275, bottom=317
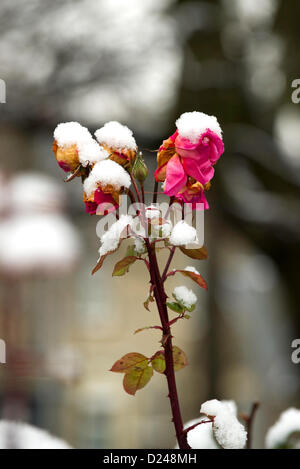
left=146, top=241, right=190, bottom=449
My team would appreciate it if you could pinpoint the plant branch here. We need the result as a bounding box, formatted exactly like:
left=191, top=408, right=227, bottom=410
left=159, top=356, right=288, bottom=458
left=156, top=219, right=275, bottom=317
left=183, top=419, right=213, bottom=435
left=162, top=246, right=176, bottom=282
left=145, top=240, right=190, bottom=449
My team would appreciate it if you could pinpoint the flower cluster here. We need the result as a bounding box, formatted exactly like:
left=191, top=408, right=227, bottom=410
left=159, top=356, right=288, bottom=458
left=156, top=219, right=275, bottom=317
left=155, top=112, right=224, bottom=209
left=53, top=121, right=137, bottom=215
left=53, top=112, right=224, bottom=216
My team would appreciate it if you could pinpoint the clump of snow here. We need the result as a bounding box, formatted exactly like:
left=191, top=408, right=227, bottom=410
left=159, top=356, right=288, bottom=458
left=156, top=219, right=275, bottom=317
left=184, top=266, right=200, bottom=275
left=176, top=111, right=223, bottom=143
left=200, top=399, right=247, bottom=450
left=83, top=160, right=131, bottom=197
left=134, top=238, right=146, bottom=255
left=99, top=215, right=133, bottom=257
left=170, top=221, right=198, bottom=246
left=265, top=408, right=300, bottom=449
left=54, top=122, right=92, bottom=148
left=145, top=205, right=161, bottom=219
left=77, top=140, right=109, bottom=167
left=0, top=214, right=80, bottom=275
left=173, top=285, right=197, bottom=309
left=182, top=418, right=218, bottom=450
left=177, top=400, right=238, bottom=449
left=95, top=121, right=137, bottom=152
left=0, top=421, right=72, bottom=449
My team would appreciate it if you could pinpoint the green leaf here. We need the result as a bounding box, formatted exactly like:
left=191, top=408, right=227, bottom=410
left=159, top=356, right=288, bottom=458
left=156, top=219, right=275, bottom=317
left=177, top=270, right=208, bottom=290
left=151, top=351, right=166, bottom=373
left=167, top=302, right=184, bottom=313
left=126, top=245, right=137, bottom=257
left=110, top=353, right=148, bottom=373
left=172, top=346, right=188, bottom=371
left=151, top=347, right=188, bottom=374
left=112, top=256, right=137, bottom=276
left=179, top=246, right=208, bottom=260
left=123, top=366, right=153, bottom=395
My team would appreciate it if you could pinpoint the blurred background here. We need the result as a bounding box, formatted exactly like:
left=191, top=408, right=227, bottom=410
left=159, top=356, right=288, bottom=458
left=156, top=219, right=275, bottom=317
left=0, top=0, right=299, bottom=449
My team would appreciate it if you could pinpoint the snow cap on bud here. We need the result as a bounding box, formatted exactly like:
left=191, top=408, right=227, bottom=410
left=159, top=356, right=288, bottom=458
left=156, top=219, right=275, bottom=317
left=133, top=152, right=148, bottom=184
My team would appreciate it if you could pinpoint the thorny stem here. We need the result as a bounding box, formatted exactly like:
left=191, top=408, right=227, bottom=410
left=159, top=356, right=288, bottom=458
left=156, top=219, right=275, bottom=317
left=145, top=240, right=190, bottom=449
left=129, top=173, right=189, bottom=448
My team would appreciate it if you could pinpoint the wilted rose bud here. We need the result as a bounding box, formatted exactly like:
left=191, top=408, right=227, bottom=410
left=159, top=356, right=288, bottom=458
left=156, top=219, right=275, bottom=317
left=94, top=121, right=137, bottom=169
left=133, top=152, right=148, bottom=184
left=53, top=122, right=92, bottom=174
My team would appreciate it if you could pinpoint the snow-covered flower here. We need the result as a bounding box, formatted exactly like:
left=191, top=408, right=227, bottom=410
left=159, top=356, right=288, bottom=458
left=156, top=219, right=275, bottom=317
left=265, top=408, right=300, bottom=449
left=95, top=121, right=137, bottom=167
left=173, top=286, right=197, bottom=310
left=155, top=112, right=224, bottom=210
left=53, top=121, right=93, bottom=173
left=99, top=215, right=133, bottom=257
left=0, top=421, right=72, bottom=449
left=83, top=160, right=131, bottom=215
left=200, top=399, right=247, bottom=450
left=170, top=220, right=198, bottom=246
left=77, top=140, right=109, bottom=167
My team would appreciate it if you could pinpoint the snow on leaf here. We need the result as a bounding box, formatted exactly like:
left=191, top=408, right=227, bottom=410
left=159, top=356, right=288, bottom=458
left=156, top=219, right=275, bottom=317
left=167, top=302, right=184, bottom=313
left=110, top=353, right=148, bottom=373
left=123, top=365, right=153, bottom=395
left=176, top=270, right=207, bottom=290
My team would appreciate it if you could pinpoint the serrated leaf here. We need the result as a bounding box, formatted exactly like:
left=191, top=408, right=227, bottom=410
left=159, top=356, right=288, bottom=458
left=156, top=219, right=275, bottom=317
left=110, top=353, right=148, bottom=373
left=179, top=246, right=208, bottom=260
left=177, top=270, right=208, bottom=290
left=143, top=295, right=154, bottom=311
left=167, top=302, right=184, bottom=313
left=112, top=256, right=137, bottom=276
left=172, top=346, right=188, bottom=371
left=123, top=365, right=153, bottom=395
left=151, top=351, right=166, bottom=373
